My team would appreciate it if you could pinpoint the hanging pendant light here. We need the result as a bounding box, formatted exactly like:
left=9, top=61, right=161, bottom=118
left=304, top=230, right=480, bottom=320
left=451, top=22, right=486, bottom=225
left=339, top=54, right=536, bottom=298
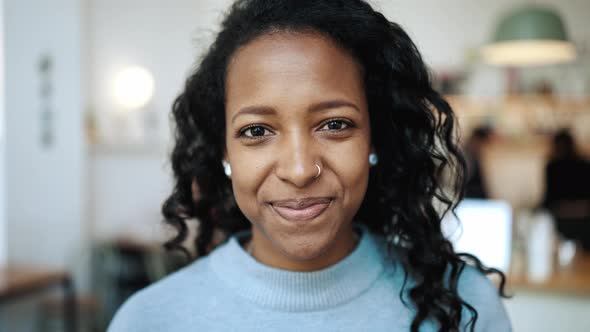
left=482, top=6, right=576, bottom=66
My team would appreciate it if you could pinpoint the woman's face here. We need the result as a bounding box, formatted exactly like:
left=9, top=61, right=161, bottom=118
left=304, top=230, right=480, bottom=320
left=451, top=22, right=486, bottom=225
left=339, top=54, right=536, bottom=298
left=224, top=32, right=371, bottom=271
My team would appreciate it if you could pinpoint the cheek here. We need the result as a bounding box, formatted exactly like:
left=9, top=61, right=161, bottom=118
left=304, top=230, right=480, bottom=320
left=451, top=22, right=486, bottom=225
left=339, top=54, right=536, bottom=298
left=345, top=165, right=370, bottom=220
left=230, top=172, right=259, bottom=223
left=227, top=151, right=270, bottom=218
left=342, top=157, right=370, bottom=203
left=327, top=142, right=370, bottom=206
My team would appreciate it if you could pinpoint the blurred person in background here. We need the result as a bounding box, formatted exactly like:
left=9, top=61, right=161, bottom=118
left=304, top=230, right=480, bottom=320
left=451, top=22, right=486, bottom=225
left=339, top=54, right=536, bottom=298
left=542, top=129, right=590, bottom=251
left=463, top=126, right=493, bottom=199
left=108, top=0, right=510, bottom=331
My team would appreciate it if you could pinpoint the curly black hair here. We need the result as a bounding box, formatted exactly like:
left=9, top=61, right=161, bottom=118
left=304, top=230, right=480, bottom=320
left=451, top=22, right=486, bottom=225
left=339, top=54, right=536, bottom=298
left=162, top=1, right=508, bottom=331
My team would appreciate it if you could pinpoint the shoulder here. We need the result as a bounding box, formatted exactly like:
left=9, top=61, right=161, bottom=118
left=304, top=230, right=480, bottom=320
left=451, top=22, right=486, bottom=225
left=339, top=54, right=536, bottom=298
left=106, top=255, right=216, bottom=332
left=368, top=233, right=511, bottom=331
left=456, top=265, right=512, bottom=332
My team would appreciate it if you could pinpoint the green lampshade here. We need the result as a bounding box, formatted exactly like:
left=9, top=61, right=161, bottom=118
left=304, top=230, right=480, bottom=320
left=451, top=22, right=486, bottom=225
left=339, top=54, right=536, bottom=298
left=482, top=6, right=576, bottom=66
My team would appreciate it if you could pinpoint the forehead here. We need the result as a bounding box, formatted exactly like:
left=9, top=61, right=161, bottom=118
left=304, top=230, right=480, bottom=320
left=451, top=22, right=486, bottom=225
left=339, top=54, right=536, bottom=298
left=225, top=31, right=365, bottom=108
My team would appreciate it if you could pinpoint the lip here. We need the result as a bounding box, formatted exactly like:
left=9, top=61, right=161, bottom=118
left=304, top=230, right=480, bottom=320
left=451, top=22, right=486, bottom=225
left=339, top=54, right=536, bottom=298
left=269, top=197, right=333, bottom=222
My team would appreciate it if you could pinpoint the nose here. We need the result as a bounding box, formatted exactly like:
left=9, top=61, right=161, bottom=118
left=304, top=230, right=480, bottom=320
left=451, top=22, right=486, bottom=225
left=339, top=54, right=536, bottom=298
left=274, top=131, right=319, bottom=188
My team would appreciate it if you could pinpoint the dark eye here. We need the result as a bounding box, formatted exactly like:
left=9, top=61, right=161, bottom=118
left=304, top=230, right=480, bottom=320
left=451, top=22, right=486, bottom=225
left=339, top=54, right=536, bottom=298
left=320, top=119, right=351, bottom=131
left=240, top=125, right=271, bottom=138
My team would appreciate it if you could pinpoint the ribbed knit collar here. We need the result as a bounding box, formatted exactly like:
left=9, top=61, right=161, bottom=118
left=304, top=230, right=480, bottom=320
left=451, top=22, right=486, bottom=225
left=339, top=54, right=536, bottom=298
left=209, top=225, right=386, bottom=312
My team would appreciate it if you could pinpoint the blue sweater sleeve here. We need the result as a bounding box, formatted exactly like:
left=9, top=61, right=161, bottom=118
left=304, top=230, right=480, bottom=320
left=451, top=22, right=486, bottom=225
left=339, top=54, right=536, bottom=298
left=458, top=266, right=512, bottom=332
left=107, top=291, right=149, bottom=332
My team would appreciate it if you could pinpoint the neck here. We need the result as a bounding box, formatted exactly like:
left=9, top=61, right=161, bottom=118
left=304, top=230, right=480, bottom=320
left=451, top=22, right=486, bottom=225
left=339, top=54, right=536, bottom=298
left=209, top=224, right=386, bottom=312
left=245, top=224, right=359, bottom=272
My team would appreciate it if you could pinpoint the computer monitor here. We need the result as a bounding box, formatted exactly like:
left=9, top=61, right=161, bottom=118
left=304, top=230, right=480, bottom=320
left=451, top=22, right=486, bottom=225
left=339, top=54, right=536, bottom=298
left=442, top=198, right=512, bottom=272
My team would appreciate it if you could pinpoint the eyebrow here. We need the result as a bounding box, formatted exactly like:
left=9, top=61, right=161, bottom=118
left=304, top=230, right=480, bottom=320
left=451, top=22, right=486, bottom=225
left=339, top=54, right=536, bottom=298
left=231, top=99, right=360, bottom=123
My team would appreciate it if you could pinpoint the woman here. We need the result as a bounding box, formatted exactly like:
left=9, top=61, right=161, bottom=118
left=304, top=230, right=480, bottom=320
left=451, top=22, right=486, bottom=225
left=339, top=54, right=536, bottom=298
left=542, top=129, right=590, bottom=250
left=108, top=0, right=510, bottom=331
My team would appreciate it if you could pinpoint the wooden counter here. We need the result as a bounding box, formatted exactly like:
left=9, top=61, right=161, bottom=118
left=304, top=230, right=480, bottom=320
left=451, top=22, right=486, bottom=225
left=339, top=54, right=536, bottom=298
left=0, top=265, right=76, bottom=332
left=0, top=266, right=70, bottom=302
left=508, top=252, right=590, bottom=296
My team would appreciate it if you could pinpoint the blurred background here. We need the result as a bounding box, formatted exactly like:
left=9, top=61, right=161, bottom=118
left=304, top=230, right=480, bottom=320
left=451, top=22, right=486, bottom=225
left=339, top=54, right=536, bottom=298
left=1, top=0, right=589, bottom=331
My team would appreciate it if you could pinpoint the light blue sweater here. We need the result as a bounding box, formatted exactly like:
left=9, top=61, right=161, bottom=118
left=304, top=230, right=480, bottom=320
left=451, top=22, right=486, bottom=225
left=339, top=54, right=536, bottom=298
left=108, top=226, right=511, bottom=331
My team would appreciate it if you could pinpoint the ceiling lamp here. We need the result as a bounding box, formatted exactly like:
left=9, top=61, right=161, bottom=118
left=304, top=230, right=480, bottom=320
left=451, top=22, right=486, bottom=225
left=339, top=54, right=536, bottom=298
left=112, top=66, right=155, bottom=110
left=482, top=6, right=576, bottom=66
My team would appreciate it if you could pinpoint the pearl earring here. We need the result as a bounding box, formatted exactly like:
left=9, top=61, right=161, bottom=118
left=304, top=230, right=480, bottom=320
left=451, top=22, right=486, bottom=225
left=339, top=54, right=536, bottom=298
left=222, top=160, right=232, bottom=177
left=369, top=153, right=378, bottom=166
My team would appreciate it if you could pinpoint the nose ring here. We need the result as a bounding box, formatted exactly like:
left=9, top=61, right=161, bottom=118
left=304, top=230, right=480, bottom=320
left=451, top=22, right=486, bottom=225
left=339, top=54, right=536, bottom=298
left=314, top=164, right=322, bottom=179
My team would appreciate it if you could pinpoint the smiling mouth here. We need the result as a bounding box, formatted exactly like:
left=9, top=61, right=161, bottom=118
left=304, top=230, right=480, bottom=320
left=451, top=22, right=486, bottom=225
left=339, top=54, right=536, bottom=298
left=269, top=197, right=333, bottom=222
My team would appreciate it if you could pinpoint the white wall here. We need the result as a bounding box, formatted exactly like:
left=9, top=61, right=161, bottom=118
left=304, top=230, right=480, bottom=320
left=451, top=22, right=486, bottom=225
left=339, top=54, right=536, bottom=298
left=5, top=0, right=85, bottom=273
left=89, top=150, right=172, bottom=243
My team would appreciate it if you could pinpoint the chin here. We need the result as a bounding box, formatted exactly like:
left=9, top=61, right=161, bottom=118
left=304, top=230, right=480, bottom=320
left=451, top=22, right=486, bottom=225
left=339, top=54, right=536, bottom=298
left=274, top=232, right=335, bottom=261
